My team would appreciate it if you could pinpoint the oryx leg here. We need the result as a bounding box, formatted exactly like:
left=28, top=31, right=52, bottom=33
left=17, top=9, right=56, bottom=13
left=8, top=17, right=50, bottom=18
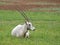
left=25, top=30, right=30, bottom=38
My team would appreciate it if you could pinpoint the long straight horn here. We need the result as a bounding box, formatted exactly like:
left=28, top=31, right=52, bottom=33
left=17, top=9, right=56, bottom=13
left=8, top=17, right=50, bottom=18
left=20, top=10, right=29, bottom=21
left=16, top=8, right=30, bottom=22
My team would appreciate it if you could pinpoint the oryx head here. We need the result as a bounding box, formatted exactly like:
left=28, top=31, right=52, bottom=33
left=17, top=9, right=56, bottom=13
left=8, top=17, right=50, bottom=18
left=25, top=21, right=35, bottom=31
left=17, top=8, right=35, bottom=31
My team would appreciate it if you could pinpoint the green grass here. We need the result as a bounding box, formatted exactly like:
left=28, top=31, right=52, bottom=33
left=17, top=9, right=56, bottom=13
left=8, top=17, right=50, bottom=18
left=0, top=10, right=60, bottom=45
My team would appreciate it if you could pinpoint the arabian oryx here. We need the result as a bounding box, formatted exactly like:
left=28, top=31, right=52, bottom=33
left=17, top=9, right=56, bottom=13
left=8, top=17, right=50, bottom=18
left=11, top=10, right=35, bottom=38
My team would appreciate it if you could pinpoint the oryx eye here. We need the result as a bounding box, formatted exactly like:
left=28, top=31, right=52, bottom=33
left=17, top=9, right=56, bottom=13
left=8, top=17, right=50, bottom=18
left=29, top=24, right=31, bottom=26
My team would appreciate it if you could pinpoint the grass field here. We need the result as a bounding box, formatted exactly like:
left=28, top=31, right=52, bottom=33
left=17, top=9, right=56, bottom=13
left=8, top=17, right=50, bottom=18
left=0, top=10, right=60, bottom=45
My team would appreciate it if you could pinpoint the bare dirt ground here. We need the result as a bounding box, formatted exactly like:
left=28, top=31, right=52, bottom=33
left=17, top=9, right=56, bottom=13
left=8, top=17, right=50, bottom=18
left=0, top=0, right=60, bottom=12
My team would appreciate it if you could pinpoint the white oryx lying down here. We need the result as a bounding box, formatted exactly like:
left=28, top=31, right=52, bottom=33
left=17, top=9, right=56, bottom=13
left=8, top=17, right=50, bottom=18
left=11, top=21, right=35, bottom=38
left=11, top=9, right=35, bottom=38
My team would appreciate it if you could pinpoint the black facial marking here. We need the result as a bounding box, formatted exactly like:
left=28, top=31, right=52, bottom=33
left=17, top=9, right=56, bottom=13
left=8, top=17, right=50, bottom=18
left=27, top=24, right=31, bottom=30
left=29, top=24, right=31, bottom=26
